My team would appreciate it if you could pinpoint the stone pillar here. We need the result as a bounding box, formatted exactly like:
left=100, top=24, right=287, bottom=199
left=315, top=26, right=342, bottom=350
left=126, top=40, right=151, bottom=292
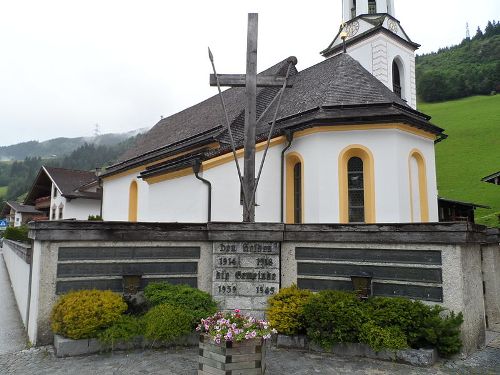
left=27, top=240, right=59, bottom=345
left=482, top=243, right=500, bottom=327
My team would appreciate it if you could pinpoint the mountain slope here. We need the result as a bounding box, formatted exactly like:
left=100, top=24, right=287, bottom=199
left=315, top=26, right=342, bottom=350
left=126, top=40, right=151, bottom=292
left=0, top=128, right=148, bottom=161
left=419, top=95, right=500, bottom=227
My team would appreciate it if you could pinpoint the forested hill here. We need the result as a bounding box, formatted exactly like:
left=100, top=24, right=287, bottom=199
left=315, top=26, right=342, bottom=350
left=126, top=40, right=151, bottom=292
left=0, top=128, right=147, bottom=161
left=0, top=137, right=138, bottom=204
left=416, top=20, right=500, bottom=102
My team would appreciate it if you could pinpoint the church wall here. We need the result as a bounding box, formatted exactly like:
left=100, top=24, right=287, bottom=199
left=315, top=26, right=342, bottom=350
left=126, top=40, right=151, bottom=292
left=147, top=173, right=207, bottom=222
left=102, top=174, right=149, bottom=221
left=101, top=128, right=437, bottom=224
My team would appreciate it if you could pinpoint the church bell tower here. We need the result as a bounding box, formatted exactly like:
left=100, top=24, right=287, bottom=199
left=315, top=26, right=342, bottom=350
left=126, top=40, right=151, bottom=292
left=321, top=0, right=419, bottom=109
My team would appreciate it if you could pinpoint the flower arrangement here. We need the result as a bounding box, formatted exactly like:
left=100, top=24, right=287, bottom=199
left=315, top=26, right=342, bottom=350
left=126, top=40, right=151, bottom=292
left=196, top=309, right=277, bottom=344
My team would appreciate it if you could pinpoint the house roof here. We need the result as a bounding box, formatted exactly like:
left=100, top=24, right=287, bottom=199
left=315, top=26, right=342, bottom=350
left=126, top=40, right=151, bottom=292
left=104, top=53, right=444, bottom=178
left=4, top=201, right=43, bottom=214
left=24, top=166, right=100, bottom=205
left=482, top=171, right=500, bottom=184
left=438, top=197, right=491, bottom=210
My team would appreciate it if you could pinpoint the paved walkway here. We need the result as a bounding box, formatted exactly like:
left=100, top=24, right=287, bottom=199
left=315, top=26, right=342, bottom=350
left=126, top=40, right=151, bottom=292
left=0, top=250, right=27, bottom=355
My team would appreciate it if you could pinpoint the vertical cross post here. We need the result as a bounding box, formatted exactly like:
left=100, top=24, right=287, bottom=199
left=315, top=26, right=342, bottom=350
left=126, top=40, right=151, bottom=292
left=243, top=13, right=258, bottom=222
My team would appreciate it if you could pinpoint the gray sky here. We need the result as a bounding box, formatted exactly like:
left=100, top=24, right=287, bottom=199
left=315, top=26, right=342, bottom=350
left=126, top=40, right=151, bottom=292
left=1, top=0, right=498, bottom=146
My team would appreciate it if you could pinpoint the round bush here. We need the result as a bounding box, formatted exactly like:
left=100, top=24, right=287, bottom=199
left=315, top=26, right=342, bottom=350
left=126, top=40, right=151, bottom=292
left=303, top=290, right=365, bottom=348
left=97, top=315, right=145, bottom=347
left=51, top=290, right=127, bottom=339
left=266, top=284, right=312, bottom=335
left=143, top=303, right=193, bottom=342
left=144, top=282, right=217, bottom=325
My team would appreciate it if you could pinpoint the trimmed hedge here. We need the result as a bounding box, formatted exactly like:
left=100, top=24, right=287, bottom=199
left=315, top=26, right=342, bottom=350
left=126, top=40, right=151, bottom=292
left=144, top=303, right=193, bottom=342
left=267, top=284, right=312, bottom=335
left=4, top=225, right=29, bottom=243
left=51, top=290, right=127, bottom=339
left=144, top=282, right=217, bottom=325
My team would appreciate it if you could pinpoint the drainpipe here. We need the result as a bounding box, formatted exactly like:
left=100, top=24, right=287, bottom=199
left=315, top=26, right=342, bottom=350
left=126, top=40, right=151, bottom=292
left=193, top=160, right=212, bottom=222
left=280, top=130, right=294, bottom=223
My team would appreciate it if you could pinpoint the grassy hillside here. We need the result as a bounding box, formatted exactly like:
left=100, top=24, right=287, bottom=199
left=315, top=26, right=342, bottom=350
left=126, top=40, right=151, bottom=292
left=0, top=186, right=6, bottom=197
left=419, top=95, right=500, bottom=227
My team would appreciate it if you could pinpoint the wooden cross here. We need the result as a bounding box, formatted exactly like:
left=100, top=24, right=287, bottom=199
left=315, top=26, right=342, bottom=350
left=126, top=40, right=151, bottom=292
left=210, top=13, right=291, bottom=222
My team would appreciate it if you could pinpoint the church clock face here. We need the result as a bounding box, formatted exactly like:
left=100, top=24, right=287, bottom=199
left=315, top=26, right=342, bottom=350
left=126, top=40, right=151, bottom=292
left=388, top=20, right=399, bottom=33
left=345, top=21, right=359, bottom=37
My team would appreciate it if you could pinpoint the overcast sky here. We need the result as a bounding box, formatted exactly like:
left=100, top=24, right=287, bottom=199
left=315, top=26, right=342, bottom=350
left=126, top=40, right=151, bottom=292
left=0, top=0, right=498, bottom=146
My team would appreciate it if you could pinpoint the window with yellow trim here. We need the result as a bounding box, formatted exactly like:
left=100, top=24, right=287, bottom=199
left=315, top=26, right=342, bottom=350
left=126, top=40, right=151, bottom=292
left=338, top=145, right=375, bottom=224
left=285, top=153, right=304, bottom=224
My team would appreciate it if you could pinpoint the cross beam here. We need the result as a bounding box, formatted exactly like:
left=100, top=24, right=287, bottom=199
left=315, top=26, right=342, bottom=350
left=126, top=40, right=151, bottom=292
left=209, top=74, right=292, bottom=88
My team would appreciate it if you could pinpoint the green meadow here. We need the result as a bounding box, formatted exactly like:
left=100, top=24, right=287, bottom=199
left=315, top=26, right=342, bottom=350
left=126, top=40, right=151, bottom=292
left=419, top=95, right=500, bottom=227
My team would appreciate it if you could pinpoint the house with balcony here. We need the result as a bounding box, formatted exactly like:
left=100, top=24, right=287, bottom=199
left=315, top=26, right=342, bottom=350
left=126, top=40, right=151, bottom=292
left=24, top=166, right=102, bottom=221
left=0, top=201, right=45, bottom=227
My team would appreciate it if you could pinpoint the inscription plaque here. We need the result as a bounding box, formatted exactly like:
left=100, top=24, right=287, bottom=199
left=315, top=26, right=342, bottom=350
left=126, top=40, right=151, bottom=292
left=212, top=242, right=280, bottom=318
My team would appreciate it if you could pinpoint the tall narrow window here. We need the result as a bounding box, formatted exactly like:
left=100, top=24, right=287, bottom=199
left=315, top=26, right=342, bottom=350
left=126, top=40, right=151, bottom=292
left=339, top=145, right=375, bottom=224
left=347, top=157, right=365, bottom=223
left=392, top=61, right=402, bottom=98
left=293, top=163, right=302, bottom=223
left=368, top=0, right=377, bottom=14
left=128, top=181, right=138, bottom=222
left=285, top=152, right=304, bottom=224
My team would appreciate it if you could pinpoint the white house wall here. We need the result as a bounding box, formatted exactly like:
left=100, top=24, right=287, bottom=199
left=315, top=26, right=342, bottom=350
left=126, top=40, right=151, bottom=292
left=102, top=129, right=438, bottom=224
left=50, top=182, right=101, bottom=220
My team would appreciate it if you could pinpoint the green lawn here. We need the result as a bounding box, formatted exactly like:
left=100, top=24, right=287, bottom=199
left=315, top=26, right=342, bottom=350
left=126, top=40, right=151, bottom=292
left=0, top=186, right=6, bottom=197
left=419, top=95, right=500, bottom=227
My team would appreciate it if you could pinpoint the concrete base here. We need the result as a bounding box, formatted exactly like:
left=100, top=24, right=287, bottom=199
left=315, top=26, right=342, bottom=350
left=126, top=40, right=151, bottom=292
left=53, top=332, right=199, bottom=358
left=276, top=334, right=437, bottom=367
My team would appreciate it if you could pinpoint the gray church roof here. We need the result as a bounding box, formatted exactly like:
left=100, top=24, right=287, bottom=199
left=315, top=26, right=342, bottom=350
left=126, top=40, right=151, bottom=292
left=105, top=53, right=444, bottom=177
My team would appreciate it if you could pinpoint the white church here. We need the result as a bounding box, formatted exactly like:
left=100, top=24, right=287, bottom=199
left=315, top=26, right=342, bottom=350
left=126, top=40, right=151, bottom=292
left=101, top=0, right=445, bottom=225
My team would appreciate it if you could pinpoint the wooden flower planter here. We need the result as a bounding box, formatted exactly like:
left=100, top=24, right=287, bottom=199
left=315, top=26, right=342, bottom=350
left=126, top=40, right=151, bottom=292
left=198, top=334, right=266, bottom=374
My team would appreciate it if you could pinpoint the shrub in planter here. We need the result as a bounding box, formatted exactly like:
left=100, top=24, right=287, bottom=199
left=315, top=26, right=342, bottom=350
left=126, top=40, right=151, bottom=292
left=144, top=282, right=217, bottom=325
left=365, top=297, right=463, bottom=356
left=303, top=290, right=365, bottom=348
left=143, top=303, right=193, bottom=343
left=413, top=310, right=464, bottom=357
left=97, top=315, right=145, bottom=347
left=358, top=321, right=408, bottom=352
left=266, top=284, right=312, bottom=335
left=51, top=290, right=127, bottom=339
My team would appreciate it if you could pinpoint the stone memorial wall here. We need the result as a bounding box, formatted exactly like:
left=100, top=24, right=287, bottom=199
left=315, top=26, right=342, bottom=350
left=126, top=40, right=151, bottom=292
left=212, top=242, right=280, bottom=318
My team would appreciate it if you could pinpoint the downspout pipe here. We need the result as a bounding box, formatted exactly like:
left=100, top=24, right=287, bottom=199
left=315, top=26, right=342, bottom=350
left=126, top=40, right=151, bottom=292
left=193, top=160, right=212, bottom=222
left=280, top=130, right=294, bottom=223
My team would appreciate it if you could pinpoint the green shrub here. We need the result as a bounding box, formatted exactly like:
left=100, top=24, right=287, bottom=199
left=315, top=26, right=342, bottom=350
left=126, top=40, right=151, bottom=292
left=366, top=297, right=463, bottom=356
left=97, top=315, right=144, bottom=347
left=143, top=303, right=193, bottom=343
left=144, top=282, right=217, bottom=325
left=358, top=321, right=408, bottom=352
left=413, top=310, right=464, bottom=357
left=303, top=290, right=365, bottom=348
left=266, top=284, right=312, bottom=335
left=365, top=297, right=434, bottom=346
left=87, top=215, right=103, bottom=221
left=51, top=290, right=127, bottom=339
left=4, top=225, right=29, bottom=243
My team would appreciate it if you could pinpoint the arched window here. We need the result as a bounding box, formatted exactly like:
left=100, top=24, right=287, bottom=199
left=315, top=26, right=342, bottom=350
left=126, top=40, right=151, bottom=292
left=347, top=157, right=365, bottom=223
left=339, top=145, right=375, bottom=223
left=128, top=181, right=138, bottom=222
left=408, top=150, right=429, bottom=222
left=286, top=152, right=304, bottom=224
left=351, top=0, right=357, bottom=18
left=392, top=61, right=402, bottom=98
left=368, top=0, right=377, bottom=14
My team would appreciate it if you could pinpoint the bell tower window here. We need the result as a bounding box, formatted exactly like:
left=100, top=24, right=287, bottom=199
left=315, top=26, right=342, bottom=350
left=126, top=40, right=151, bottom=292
left=351, top=0, right=357, bottom=18
left=392, top=58, right=405, bottom=99
left=368, top=0, right=377, bottom=14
